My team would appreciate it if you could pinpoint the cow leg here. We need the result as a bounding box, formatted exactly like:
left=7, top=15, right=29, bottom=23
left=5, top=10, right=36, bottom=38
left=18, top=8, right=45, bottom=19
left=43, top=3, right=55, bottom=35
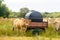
left=24, top=26, right=27, bottom=32
left=26, top=28, right=28, bottom=32
left=25, top=27, right=30, bottom=32
left=13, top=26, right=17, bottom=31
left=12, top=26, right=16, bottom=31
left=12, top=27, right=16, bottom=31
left=20, top=26, right=23, bottom=32
left=13, top=27, right=14, bottom=31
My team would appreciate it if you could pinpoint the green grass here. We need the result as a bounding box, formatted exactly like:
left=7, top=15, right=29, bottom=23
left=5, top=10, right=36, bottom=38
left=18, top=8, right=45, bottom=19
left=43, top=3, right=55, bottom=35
left=0, top=18, right=60, bottom=38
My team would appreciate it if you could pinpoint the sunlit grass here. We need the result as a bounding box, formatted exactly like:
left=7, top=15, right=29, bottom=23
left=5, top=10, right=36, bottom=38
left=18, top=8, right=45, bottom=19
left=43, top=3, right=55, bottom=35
left=0, top=18, right=60, bottom=39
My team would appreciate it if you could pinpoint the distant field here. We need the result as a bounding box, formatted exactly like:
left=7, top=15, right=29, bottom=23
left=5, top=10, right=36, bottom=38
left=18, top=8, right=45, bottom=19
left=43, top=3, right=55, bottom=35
left=0, top=18, right=60, bottom=40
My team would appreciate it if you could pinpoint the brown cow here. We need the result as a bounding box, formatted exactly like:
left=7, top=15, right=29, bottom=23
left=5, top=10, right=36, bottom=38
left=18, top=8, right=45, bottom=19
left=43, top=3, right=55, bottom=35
left=13, top=18, right=31, bottom=32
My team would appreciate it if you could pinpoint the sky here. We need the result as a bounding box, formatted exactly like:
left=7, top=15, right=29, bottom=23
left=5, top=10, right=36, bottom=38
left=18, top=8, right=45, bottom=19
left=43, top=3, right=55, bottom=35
left=4, top=0, right=60, bottom=12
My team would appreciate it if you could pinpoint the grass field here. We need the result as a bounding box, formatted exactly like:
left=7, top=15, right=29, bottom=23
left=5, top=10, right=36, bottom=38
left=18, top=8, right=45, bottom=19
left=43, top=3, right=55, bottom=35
left=0, top=18, right=60, bottom=40
left=0, top=36, right=60, bottom=40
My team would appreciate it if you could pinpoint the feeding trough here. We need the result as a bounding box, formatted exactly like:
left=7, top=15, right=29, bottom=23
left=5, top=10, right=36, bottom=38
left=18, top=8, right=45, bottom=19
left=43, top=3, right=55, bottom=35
left=25, top=10, right=48, bottom=31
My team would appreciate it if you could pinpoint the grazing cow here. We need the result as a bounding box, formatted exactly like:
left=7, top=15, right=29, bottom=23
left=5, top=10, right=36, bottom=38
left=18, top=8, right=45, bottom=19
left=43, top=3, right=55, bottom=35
left=13, top=18, right=31, bottom=32
left=53, top=18, right=60, bottom=31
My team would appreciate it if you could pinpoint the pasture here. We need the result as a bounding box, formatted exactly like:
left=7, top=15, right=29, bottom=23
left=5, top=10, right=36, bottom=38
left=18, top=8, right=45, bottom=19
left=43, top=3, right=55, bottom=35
left=0, top=18, right=60, bottom=40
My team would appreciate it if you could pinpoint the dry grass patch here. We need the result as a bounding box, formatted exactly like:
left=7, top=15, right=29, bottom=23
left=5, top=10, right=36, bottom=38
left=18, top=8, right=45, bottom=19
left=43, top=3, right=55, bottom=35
left=0, top=36, right=60, bottom=40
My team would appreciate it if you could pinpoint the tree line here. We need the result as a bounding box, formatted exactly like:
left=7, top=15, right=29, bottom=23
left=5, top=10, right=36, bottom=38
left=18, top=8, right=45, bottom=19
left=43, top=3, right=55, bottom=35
left=42, top=12, right=60, bottom=18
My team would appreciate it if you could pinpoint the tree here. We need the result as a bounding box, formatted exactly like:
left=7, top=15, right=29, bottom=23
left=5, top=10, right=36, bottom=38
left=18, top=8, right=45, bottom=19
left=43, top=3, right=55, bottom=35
left=19, top=7, right=29, bottom=18
left=44, top=12, right=49, bottom=14
left=0, top=0, right=4, bottom=5
left=0, top=0, right=10, bottom=18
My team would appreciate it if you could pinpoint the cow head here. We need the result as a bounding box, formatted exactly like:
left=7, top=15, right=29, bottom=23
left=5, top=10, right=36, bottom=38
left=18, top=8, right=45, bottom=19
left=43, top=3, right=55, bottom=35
left=25, top=19, right=31, bottom=26
left=20, top=18, right=31, bottom=26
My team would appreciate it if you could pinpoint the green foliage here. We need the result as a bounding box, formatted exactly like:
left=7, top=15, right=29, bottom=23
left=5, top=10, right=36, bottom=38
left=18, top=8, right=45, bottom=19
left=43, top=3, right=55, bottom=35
left=0, top=0, right=10, bottom=18
left=18, top=7, right=29, bottom=18
left=20, top=7, right=29, bottom=13
left=42, top=12, right=60, bottom=18
left=0, top=0, right=4, bottom=5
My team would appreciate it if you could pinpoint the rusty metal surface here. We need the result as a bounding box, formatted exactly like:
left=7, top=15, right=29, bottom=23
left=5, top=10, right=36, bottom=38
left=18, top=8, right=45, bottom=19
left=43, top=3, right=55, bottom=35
left=28, top=22, right=48, bottom=28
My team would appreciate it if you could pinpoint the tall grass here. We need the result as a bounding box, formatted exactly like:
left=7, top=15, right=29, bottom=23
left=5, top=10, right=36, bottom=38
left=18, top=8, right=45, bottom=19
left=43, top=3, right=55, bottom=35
left=0, top=18, right=60, bottom=38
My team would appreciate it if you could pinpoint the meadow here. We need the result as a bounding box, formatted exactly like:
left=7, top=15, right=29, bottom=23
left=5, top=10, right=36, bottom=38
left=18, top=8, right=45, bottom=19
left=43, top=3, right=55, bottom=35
left=0, top=18, right=60, bottom=40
